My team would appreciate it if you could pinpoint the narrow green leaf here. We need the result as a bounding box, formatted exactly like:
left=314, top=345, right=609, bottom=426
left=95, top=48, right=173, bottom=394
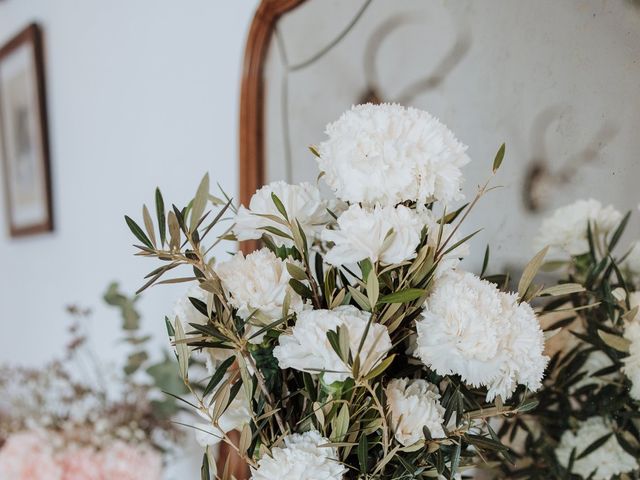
left=142, top=205, right=157, bottom=247
left=576, top=433, right=613, bottom=459
left=174, top=317, right=189, bottom=381
left=492, top=143, right=505, bottom=173
left=271, top=192, right=289, bottom=221
left=309, top=145, right=320, bottom=157
left=348, top=286, right=371, bottom=311
left=598, top=330, right=631, bottom=353
left=379, top=289, right=425, bottom=304
left=366, top=270, right=379, bottom=309
left=608, top=210, right=631, bottom=252
left=203, top=356, right=235, bottom=397
left=155, top=188, right=166, bottom=247
left=539, top=283, right=585, bottom=297
left=125, top=215, right=154, bottom=249
left=191, top=173, right=210, bottom=231
left=168, top=211, right=181, bottom=250
left=364, top=354, right=396, bottom=380
left=358, top=435, right=368, bottom=472
left=286, top=262, right=308, bottom=281
left=518, top=246, right=549, bottom=299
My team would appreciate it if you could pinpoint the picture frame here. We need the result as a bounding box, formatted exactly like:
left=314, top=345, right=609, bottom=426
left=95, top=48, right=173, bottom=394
left=0, top=23, right=52, bottom=237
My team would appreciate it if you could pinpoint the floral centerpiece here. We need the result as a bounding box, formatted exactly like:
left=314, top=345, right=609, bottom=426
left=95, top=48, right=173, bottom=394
left=0, top=288, right=183, bottom=480
left=493, top=200, right=640, bottom=479
left=125, top=104, right=573, bottom=479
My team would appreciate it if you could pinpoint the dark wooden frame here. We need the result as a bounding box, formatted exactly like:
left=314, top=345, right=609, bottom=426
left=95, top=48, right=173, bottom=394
left=0, top=23, right=53, bottom=237
left=238, top=0, right=305, bottom=254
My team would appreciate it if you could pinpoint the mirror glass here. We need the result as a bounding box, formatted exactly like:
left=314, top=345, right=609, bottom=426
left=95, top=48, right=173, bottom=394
left=263, top=0, right=640, bottom=270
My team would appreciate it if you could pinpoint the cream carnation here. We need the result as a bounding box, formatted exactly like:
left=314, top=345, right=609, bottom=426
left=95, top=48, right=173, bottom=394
left=534, top=199, right=623, bottom=255
left=386, top=378, right=446, bottom=445
left=415, top=270, right=548, bottom=400
left=322, top=204, right=423, bottom=266
left=623, top=292, right=640, bottom=400
left=251, top=430, right=346, bottom=480
left=555, top=417, right=638, bottom=479
left=234, top=181, right=332, bottom=248
left=570, top=350, right=614, bottom=393
left=194, top=380, right=252, bottom=447
left=216, top=248, right=305, bottom=340
left=485, top=293, right=549, bottom=401
left=317, top=103, right=470, bottom=206
left=273, top=306, right=392, bottom=384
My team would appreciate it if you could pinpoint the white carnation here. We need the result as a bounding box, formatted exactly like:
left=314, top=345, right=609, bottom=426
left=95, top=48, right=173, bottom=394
left=623, top=292, right=640, bottom=400
left=233, top=181, right=332, bottom=248
left=322, top=204, right=423, bottom=266
left=194, top=380, right=251, bottom=447
left=570, top=350, right=614, bottom=393
left=251, top=430, right=346, bottom=480
left=415, top=270, right=548, bottom=400
left=317, top=103, right=470, bottom=206
left=216, top=248, right=305, bottom=341
left=273, top=306, right=392, bottom=384
left=386, top=378, right=446, bottom=446
left=485, top=293, right=549, bottom=401
left=534, top=199, right=623, bottom=256
left=555, top=417, right=638, bottom=479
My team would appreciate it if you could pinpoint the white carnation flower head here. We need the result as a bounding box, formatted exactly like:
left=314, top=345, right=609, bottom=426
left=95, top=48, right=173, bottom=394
left=216, top=248, right=305, bottom=341
left=623, top=292, right=640, bottom=400
left=251, top=430, right=346, bottom=480
left=534, top=199, right=623, bottom=256
left=555, top=417, right=638, bottom=479
left=233, top=181, right=332, bottom=248
left=386, top=378, right=446, bottom=446
left=570, top=350, right=614, bottom=393
left=317, top=103, right=470, bottom=206
left=194, top=379, right=252, bottom=447
left=273, top=306, right=392, bottom=385
left=485, top=293, right=549, bottom=401
left=415, top=270, right=548, bottom=400
left=322, top=204, right=423, bottom=266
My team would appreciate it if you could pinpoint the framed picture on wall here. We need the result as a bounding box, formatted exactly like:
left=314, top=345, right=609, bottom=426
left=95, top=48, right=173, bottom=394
left=0, top=23, right=52, bottom=237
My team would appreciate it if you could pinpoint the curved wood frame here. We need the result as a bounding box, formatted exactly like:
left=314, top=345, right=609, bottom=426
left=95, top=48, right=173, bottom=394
left=219, top=2, right=306, bottom=476
left=238, top=0, right=305, bottom=254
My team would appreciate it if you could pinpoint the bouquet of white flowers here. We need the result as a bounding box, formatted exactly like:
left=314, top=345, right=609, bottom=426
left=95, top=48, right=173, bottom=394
left=125, top=103, right=567, bottom=479
left=493, top=200, right=640, bottom=480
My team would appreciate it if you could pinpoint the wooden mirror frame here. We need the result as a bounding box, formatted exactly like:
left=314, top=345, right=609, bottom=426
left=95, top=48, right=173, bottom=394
left=238, top=0, right=306, bottom=255
left=218, top=1, right=307, bottom=477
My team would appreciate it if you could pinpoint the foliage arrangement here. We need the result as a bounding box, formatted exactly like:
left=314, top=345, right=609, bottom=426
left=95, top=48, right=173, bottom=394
left=0, top=289, right=182, bottom=480
left=493, top=199, right=640, bottom=480
left=125, top=103, right=578, bottom=480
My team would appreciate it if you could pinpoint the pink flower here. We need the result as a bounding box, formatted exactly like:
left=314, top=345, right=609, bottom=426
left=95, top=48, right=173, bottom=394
left=59, top=446, right=102, bottom=480
left=0, top=431, right=63, bottom=480
left=98, top=441, right=163, bottom=480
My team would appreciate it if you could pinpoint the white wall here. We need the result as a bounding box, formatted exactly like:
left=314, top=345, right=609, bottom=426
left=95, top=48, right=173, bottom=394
left=0, top=1, right=257, bottom=475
